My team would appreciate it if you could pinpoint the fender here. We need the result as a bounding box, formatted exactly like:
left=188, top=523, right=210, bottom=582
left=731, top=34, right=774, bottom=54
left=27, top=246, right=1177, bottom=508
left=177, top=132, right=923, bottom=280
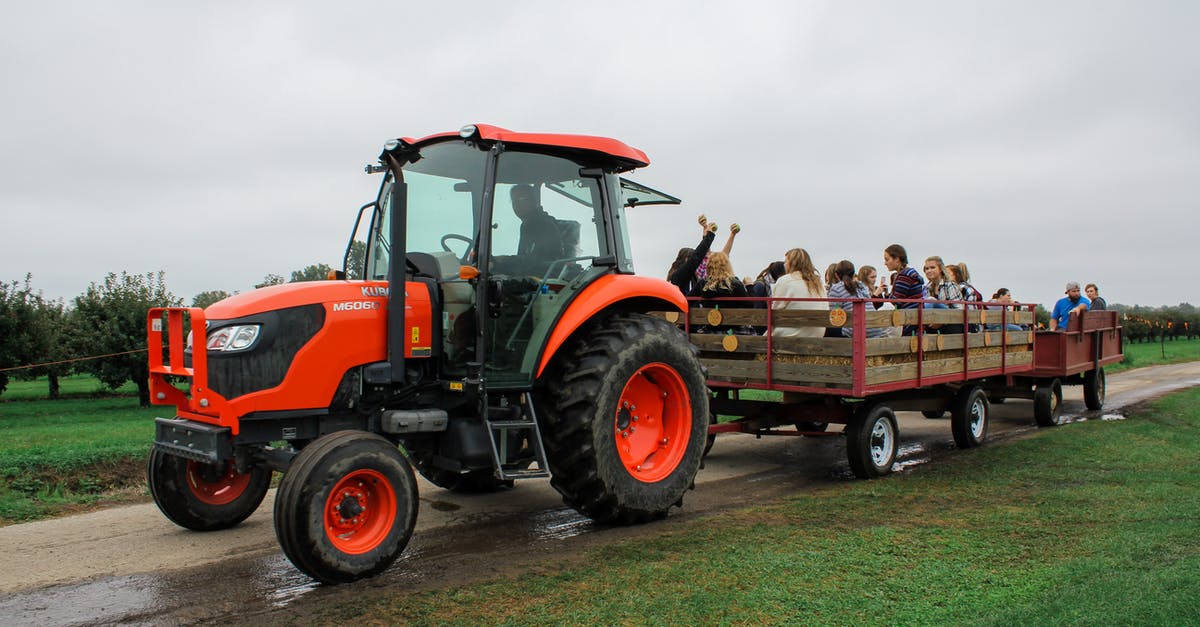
left=536, top=274, right=686, bottom=377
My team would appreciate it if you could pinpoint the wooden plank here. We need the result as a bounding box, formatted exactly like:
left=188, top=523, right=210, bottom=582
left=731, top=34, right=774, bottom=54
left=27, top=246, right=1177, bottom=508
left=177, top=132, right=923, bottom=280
left=691, top=334, right=854, bottom=357
left=702, top=357, right=851, bottom=386
left=875, top=308, right=1036, bottom=326
left=686, top=307, right=866, bottom=328
left=865, top=351, right=1033, bottom=385
left=864, top=331, right=1034, bottom=357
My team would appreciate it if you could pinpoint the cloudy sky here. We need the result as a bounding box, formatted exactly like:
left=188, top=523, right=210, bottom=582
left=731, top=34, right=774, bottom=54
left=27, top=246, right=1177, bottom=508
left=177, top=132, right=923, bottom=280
left=1, top=1, right=1196, bottom=308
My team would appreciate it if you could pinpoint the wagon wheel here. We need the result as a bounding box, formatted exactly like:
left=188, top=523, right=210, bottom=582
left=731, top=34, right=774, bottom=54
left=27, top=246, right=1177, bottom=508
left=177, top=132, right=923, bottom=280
left=1034, top=379, right=1064, bottom=427
left=845, top=403, right=898, bottom=479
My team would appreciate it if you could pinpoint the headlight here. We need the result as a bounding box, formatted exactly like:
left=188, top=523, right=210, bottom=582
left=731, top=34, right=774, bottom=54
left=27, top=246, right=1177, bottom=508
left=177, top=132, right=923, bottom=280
left=205, top=325, right=262, bottom=352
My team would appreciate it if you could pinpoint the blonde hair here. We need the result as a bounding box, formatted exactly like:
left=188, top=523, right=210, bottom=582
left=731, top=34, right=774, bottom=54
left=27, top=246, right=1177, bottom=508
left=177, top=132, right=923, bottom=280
left=703, top=252, right=737, bottom=292
left=956, top=262, right=970, bottom=283
left=785, top=248, right=823, bottom=295
left=925, top=256, right=947, bottom=294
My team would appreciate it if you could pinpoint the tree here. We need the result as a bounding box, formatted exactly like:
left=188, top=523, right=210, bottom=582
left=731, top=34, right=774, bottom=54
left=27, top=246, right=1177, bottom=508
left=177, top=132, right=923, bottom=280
left=255, top=274, right=285, bottom=289
left=71, top=271, right=181, bottom=406
left=346, top=240, right=367, bottom=280
left=27, top=295, right=70, bottom=399
left=193, top=290, right=232, bottom=309
left=0, top=275, right=39, bottom=397
left=290, top=263, right=333, bottom=283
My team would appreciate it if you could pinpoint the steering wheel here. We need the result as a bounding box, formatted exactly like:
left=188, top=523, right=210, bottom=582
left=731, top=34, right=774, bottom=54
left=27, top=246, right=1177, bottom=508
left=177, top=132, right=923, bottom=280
left=441, top=233, right=473, bottom=263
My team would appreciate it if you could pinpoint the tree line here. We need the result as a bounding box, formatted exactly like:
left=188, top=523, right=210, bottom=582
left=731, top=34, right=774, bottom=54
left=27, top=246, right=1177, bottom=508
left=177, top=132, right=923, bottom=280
left=0, top=251, right=363, bottom=405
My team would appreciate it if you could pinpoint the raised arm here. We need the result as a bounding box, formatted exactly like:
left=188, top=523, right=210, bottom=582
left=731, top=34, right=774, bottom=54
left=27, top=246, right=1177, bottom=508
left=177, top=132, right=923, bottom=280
left=721, top=222, right=740, bottom=256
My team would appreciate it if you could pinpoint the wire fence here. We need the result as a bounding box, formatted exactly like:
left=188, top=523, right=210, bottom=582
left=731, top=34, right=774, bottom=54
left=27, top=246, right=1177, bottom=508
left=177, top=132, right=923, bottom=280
left=0, top=349, right=148, bottom=374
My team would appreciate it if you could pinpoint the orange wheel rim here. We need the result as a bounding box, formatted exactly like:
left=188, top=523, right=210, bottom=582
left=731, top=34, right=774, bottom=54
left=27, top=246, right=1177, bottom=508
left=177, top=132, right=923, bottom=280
left=186, top=460, right=252, bottom=506
left=324, top=469, right=397, bottom=555
left=614, top=363, right=691, bottom=483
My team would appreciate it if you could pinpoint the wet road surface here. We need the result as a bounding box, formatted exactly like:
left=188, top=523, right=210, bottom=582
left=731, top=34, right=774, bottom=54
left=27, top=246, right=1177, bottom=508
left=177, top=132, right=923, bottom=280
left=2, top=362, right=1198, bottom=624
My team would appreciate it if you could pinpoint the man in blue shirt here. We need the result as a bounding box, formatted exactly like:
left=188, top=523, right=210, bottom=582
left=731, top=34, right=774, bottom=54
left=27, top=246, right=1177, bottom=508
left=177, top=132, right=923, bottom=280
left=1049, top=281, right=1090, bottom=331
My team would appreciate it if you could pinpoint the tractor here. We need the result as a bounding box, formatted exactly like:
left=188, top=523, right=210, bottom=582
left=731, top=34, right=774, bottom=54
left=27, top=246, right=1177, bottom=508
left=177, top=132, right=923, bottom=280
left=146, top=124, right=708, bottom=583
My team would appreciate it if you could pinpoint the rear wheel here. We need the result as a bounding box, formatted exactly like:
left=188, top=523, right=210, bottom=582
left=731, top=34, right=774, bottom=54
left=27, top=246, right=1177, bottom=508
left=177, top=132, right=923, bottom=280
left=538, top=313, right=708, bottom=524
left=951, top=386, right=989, bottom=448
left=274, top=431, right=418, bottom=584
left=846, top=404, right=898, bottom=479
left=1034, top=379, right=1064, bottom=427
left=1083, top=367, right=1106, bottom=411
left=148, top=448, right=271, bottom=531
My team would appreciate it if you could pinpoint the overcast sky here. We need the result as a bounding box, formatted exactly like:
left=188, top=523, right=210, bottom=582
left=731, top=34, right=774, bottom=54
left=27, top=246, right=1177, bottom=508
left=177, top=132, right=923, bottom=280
left=1, top=1, right=1196, bottom=309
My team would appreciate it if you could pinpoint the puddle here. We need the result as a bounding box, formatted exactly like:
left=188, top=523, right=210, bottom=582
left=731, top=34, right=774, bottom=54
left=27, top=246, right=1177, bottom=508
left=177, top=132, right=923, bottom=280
left=426, top=499, right=463, bottom=512
left=892, top=443, right=931, bottom=472
left=527, top=507, right=594, bottom=541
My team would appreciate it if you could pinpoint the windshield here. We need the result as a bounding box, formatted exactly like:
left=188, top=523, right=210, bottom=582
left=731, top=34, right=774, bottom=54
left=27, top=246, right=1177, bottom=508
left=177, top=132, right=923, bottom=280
left=365, top=142, right=487, bottom=280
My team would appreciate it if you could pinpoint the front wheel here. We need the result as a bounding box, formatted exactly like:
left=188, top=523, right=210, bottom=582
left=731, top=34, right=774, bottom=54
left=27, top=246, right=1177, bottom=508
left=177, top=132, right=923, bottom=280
left=1034, top=379, right=1064, bottom=427
left=846, top=404, right=898, bottom=479
left=274, top=431, right=419, bottom=584
left=1083, top=367, right=1106, bottom=411
left=951, top=386, right=989, bottom=448
left=148, top=448, right=271, bottom=531
left=538, top=313, right=708, bottom=524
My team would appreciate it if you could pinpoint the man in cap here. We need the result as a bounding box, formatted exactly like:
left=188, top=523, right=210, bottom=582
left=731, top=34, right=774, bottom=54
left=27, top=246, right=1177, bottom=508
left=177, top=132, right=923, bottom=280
left=1049, top=281, right=1091, bottom=331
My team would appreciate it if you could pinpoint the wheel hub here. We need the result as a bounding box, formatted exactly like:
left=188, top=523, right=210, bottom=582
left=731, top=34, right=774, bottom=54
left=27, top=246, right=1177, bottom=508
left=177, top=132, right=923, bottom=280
left=336, top=492, right=365, bottom=520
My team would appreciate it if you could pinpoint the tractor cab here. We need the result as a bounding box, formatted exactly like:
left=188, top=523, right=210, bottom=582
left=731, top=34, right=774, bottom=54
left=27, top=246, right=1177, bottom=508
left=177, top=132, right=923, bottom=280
left=357, top=124, right=679, bottom=388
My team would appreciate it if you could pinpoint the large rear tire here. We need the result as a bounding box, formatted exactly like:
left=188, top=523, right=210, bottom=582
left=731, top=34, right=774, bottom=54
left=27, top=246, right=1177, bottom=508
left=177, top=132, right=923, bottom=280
left=951, top=386, right=989, bottom=448
left=274, top=431, right=418, bottom=584
left=846, top=404, right=898, bottom=479
left=1034, top=379, right=1064, bottom=427
left=537, top=313, right=708, bottom=524
left=1083, top=367, right=1106, bottom=411
left=147, top=448, right=271, bottom=531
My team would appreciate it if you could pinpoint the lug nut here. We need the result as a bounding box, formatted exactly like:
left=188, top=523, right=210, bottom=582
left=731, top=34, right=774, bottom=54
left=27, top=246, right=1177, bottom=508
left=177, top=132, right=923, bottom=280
left=635, top=465, right=642, bottom=471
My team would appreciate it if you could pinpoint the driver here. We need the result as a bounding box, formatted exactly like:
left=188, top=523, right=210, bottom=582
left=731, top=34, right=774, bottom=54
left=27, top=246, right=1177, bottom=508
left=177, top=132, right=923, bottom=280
left=511, top=184, right=565, bottom=264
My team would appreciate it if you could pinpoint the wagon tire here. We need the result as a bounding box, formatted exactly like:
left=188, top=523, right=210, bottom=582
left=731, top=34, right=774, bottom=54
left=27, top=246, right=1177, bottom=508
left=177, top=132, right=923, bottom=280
left=846, top=403, right=898, bottom=479
left=1083, top=367, right=1106, bottom=411
left=537, top=313, right=708, bottom=524
left=1034, top=379, right=1064, bottom=427
left=148, top=448, right=271, bottom=531
left=951, top=386, right=989, bottom=448
left=274, top=431, right=418, bottom=584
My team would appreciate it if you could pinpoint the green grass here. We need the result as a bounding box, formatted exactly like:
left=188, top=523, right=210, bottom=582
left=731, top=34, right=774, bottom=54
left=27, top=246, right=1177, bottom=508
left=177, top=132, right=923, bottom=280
left=1, top=374, right=138, bottom=401
left=307, top=388, right=1200, bottom=625
left=1110, top=337, right=1200, bottom=373
left=0, top=394, right=155, bottom=523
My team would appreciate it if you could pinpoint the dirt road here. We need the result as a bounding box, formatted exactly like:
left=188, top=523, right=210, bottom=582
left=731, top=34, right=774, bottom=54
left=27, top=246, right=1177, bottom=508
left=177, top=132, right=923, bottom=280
left=2, top=362, right=1198, bottom=624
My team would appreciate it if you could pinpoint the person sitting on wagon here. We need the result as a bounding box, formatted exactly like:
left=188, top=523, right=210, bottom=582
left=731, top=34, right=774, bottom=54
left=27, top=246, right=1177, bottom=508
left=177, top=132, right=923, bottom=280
left=668, top=216, right=719, bottom=296
left=949, top=262, right=983, bottom=332
left=771, top=247, right=826, bottom=338
left=986, top=288, right=1024, bottom=331
left=882, top=244, right=926, bottom=335
left=1049, top=281, right=1090, bottom=331
left=923, top=256, right=964, bottom=334
left=1085, top=283, right=1107, bottom=310
left=827, top=260, right=887, bottom=338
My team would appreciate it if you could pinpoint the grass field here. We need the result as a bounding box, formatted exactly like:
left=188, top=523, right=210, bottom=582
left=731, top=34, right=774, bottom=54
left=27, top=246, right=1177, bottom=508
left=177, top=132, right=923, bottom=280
left=0, top=392, right=155, bottom=523
left=310, top=387, right=1200, bottom=625
left=1, top=374, right=138, bottom=401
left=1109, top=337, right=1199, bottom=373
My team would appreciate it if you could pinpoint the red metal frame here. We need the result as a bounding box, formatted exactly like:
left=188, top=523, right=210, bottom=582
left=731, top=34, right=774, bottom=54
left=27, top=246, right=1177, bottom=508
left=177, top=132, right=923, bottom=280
left=692, top=295, right=1040, bottom=399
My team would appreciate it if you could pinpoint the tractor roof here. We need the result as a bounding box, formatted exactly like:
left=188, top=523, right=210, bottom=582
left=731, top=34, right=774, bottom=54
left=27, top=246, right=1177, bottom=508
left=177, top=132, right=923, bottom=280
left=401, top=124, right=650, bottom=171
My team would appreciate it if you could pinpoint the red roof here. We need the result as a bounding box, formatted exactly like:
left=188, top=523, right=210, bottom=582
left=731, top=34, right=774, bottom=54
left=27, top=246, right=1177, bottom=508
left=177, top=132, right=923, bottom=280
left=401, top=123, right=650, bottom=170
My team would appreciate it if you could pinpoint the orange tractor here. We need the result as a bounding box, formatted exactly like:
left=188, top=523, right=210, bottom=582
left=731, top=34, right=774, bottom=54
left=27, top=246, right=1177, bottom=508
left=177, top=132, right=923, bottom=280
left=146, top=124, right=708, bottom=583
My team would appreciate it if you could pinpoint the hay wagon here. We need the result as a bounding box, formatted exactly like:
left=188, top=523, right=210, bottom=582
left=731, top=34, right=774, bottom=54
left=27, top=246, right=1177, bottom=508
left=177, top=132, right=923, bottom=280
left=661, top=298, right=1122, bottom=478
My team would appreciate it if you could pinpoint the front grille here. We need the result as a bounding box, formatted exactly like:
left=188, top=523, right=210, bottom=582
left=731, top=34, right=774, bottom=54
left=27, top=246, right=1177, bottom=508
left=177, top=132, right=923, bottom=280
left=208, top=304, right=325, bottom=399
